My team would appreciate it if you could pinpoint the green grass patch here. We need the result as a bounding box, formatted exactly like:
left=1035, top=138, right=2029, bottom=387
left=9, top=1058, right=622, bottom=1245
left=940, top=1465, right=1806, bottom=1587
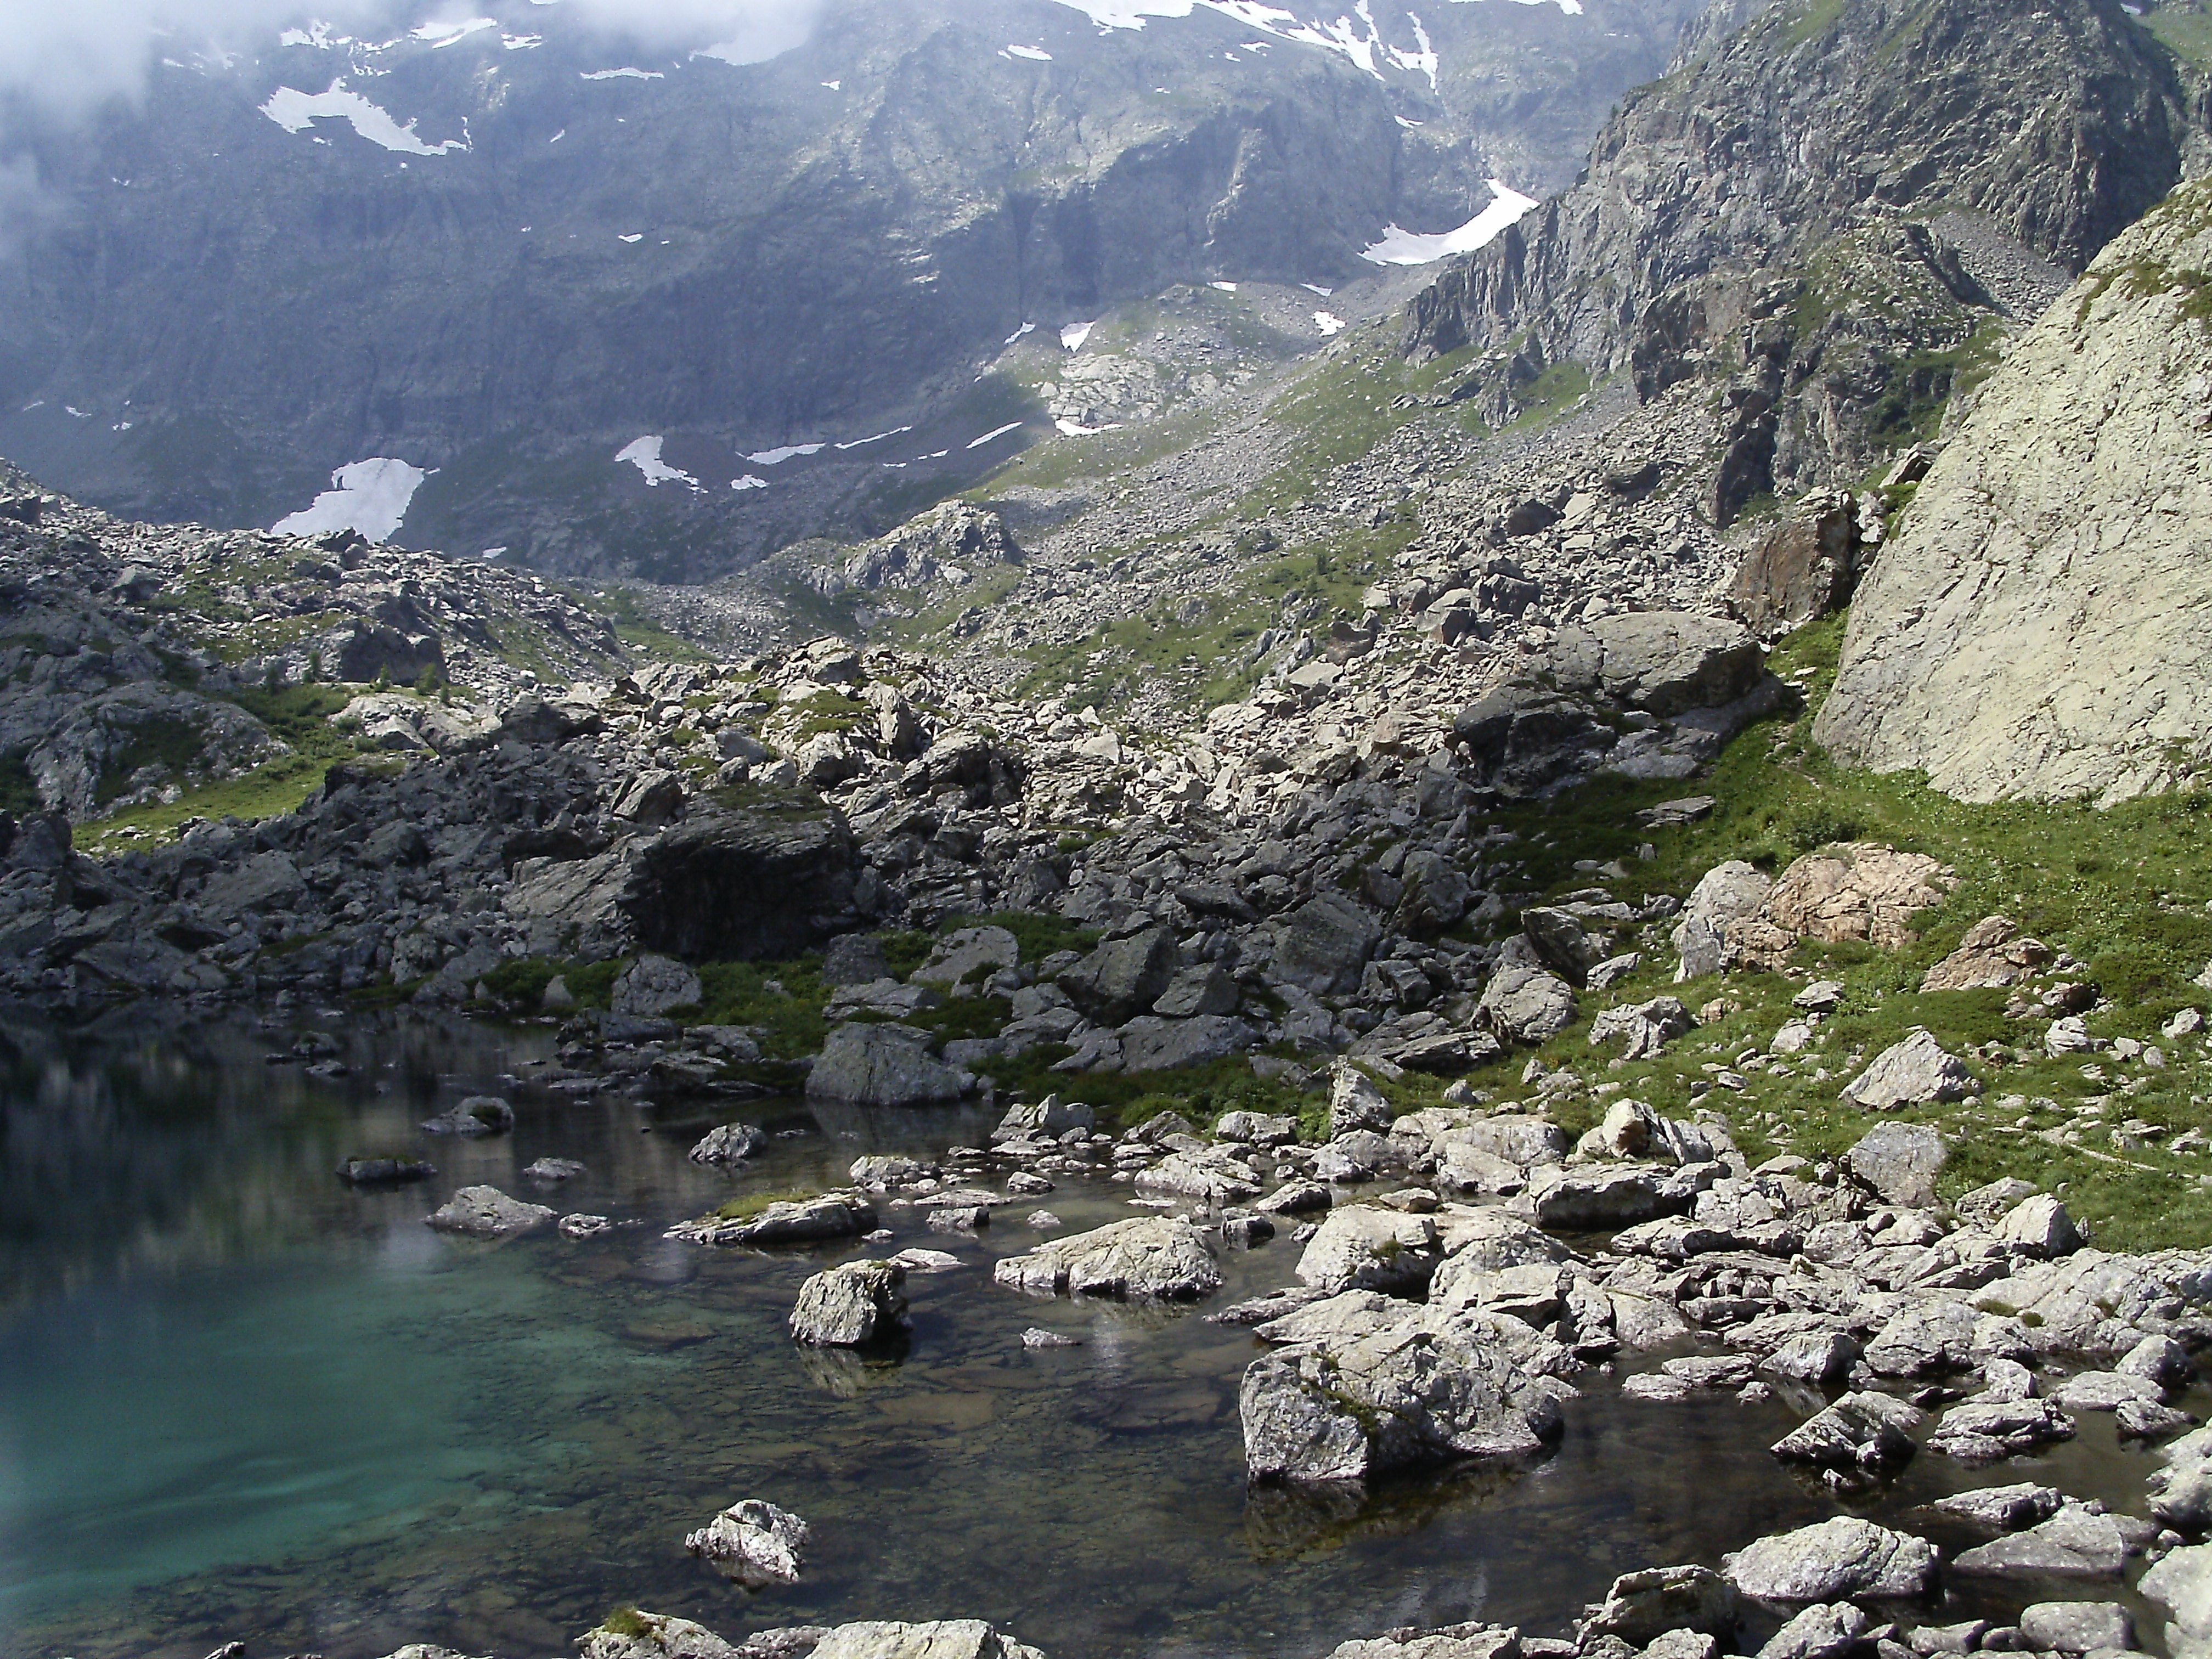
left=1423, top=608, right=2212, bottom=1249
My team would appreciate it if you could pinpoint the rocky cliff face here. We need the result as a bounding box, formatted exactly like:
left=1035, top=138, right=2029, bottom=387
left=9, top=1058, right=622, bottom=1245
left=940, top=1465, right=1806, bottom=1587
left=0, top=0, right=1699, bottom=575
left=1398, top=0, right=2207, bottom=516
left=1813, top=176, right=2212, bottom=804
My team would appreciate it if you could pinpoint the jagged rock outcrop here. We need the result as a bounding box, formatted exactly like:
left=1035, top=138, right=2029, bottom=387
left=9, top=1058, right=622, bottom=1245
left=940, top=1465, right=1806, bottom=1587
left=1401, top=0, right=2200, bottom=515
left=1815, top=177, right=2212, bottom=803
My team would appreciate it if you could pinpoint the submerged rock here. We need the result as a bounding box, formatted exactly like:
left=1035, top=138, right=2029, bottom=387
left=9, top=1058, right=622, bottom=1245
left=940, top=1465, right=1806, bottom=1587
left=336, top=1155, right=436, bottom=1184
left=685, top=1497, right=810, bottom=1587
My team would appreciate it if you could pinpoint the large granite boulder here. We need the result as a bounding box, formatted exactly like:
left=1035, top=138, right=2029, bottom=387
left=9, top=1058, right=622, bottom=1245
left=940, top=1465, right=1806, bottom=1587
left=992, top=1216, right=1221, bottom=1300
left=425, top=1185, right=555, bottom=1238
left=790, top=1259, right=910, bottom=1346
left=505, top=795, right=858, bottom=961
left=1240, top=1314, right=1554, bottom=1482
left=806, top=1023, right=967, bottom=1107
left=1815, top=177, right=2212, bottom=804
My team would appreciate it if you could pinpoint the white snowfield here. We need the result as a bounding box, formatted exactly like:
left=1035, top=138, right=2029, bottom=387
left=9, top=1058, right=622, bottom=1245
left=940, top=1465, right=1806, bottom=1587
left=1359, top=177, right=1539, bottom=264
left=261, top=82, right=470, bottom=155
left=272, top=459, right=427, bottom=542
left=1042, top=0, right=1581, bottom=84
left=580, top=67, right=664, bottom=80
left=745, top=444, right=826, bottom=465
left=1060, top=321, right=1096, bottom=351
left=1314, top=309, right=1346, bottom=335
left=615, top=436, right=700, bottom=489
left=1003, top=43, right=1056, bottom=59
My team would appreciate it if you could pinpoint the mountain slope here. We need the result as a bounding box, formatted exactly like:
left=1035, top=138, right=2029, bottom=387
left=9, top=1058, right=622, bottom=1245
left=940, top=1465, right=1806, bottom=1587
left=0, top=0, right=1703, bottom=574
left=1397, top=0, right=2208, bottom=514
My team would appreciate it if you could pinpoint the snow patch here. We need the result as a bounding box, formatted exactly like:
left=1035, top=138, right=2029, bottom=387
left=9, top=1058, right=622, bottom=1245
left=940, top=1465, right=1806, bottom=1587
left=618, top=233, right=644, bottom=242
left=1060, top=320, right=1095, bottom=351
left=730, top=475, right=770, bottom=491
left=746, top=444, right=825, bottom=465
left=1208, top=280, right=1238, bottom=292
left=1004, top=320, right=1037, bottom=344
left=280, top=21, right=337, bottom=47
left=414, top=17, right=496, bottom=46
left=967, top=421, right=1024, bottom=449
left=580, top=66, right=663, bottom=79
left=1300, top=282, right=1333, bottom=296
left=834, top=425, right=913, bottom=450
left=1313, top=310, right=1346, bottom=335
left=272, top=458, right=427, bottom=542
left=262, top=82, right=468, bottom=154
left=503, top=33, right=543, bottom=49
left=1359, top=178, right=1538, bottom=264
left=1054, top=417, right=1123, bottom=436
left=1003, top=43, right=1054, bottom=58
left=616, top=437, right=701, bottom=489
left=821, top=78, right=842, bottom=88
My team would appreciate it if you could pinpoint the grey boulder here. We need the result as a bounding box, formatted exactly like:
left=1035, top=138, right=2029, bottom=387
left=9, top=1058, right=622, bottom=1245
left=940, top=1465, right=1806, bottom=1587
left=1842, top=1029, right=1976, bottom=1110
left=684, top=1497, right=810, bottom=1588
left=425, top=1184, right=556, bottom=1238
left=1721, top=1516, right=1937, bottom=1602
left=789, top=1259, right=910, bottom=1346
left=992, top=1216, right=1221, bottom=1300
left=806, top=1023, right=967, bottom=1107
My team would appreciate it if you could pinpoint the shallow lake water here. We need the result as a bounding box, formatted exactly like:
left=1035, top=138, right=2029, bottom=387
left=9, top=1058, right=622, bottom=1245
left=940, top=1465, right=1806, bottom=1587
left=0, top=1005, right=2191, bottom=1659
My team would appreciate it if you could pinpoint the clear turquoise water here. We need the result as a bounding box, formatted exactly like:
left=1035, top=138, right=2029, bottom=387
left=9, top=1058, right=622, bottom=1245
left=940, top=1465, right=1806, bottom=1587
left=0, top=1006, right=2185, bottom=1659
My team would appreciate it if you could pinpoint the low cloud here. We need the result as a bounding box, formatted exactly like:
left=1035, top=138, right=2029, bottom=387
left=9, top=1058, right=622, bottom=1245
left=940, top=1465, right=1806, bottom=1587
left=0, top=0, right=827, bottom=126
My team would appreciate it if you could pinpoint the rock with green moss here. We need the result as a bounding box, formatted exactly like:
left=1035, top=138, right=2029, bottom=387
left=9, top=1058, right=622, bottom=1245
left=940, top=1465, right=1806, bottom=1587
left=579, top=1609, right=743, bottom=1659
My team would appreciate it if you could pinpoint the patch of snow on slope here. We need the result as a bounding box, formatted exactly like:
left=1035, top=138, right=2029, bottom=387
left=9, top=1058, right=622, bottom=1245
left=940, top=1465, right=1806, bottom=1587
left=580, top=66, right=663, bottom=78
left=280, top=21, right=337, bottom=47
left=272, top=458, right=426, bottom=542
left=1314, top=310, right=1345, bottom=335
left=1005, top=321, right=1037, bottom=343
left=262, top=82, right=468, bottom=154
left=503, top=34, right=543, bottom=49
left=834, top=425, right=913, bottom=450
left=1003, top=43, right=1054, bottom=58
left=1209, top=280, right=1238, bottom=292
left=618, top=233, right=644, bottom=242
left=1359, top=177, right=1538, bottom=264
left=731, top=475, right=770, bottom=491
left=1392, top=12, right=1437, bottom=87
left=967, top=422, right=1024, bottom=448
left=414, top=18, right=496, bottom=46
left=1055, top=417, right=1122, bottom=435
left=1301, top=282, right=1333, bottom=296
left=1060, top=321, right=1095, bottom=351
left=616, top=437, right=700, bottom=488
left=746, top=444, right=825, bottom=465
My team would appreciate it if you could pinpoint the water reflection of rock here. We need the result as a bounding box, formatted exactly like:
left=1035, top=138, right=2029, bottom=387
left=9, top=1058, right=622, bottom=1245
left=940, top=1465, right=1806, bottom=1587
left=1242, top=1459, right=1536, bottom=1562
left=795, top=1341, right=909, bottom=1398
